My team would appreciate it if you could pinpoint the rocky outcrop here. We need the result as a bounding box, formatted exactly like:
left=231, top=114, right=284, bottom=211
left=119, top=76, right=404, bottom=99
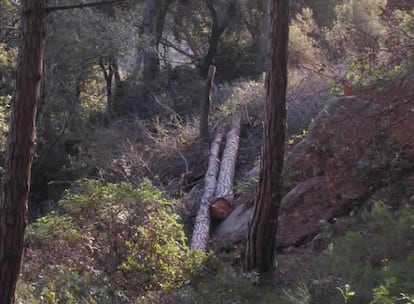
left=212, top=92, right=414, bottom=249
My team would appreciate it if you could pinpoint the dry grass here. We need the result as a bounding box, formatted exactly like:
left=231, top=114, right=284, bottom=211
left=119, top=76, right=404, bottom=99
left=81, top=65, right=333, bottom=200
left=84, top=114, right=203, bottom=186
left=211, top=66, right=332, bottom=135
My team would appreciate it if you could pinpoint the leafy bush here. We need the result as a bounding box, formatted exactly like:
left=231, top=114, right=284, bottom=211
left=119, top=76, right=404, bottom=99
left=19, top=179, right=206, bottom=303
left=119, top=195, right=205, bottom=291
left=175, top=264, right=260, bottom=304
left=0, top=43, right=16, bottom=150
left=282, top=202, right=414, bottom=304
left=27, top=212, right=83, bottom=248
left=289, top=8, right=321, bottom=65
left=215, top=39, right=257, bottom=81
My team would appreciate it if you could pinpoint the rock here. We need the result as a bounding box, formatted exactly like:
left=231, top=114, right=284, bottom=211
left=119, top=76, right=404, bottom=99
left=212, top=176, right=363, bottom=248
left=212, top=204, right=254, bottom=248
left=279, top=95, right=413, bottom=247
left=284, top=96, right=414, bottom=191
left=212, top=91, right=414, bottom=249
left=277, top=176, right=364, bottom=247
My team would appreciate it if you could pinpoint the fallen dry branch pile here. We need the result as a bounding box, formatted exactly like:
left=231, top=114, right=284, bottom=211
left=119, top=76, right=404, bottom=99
left=191, top=116, right=241, bottom=251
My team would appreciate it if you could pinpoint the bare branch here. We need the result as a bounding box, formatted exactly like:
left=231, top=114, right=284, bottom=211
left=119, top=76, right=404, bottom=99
left=8, top=0, right=20, bottom=8
left=3, top=25, right=19, bottom=30
left=46, top=0, right=120, bottom=13
left=160, top=38, right=199, bottom=59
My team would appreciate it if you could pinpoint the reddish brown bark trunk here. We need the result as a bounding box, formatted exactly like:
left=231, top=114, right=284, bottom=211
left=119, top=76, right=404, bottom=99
left=0, top=1, right=47, bottom=302
left=245, top=0, right=289, bottom=277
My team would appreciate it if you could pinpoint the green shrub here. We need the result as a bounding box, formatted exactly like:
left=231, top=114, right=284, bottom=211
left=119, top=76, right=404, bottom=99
left=19, top=179, right=206, bottom=303
left=27, top=212, right=83, bottom=247
left=119, top=197, right=206, bottom=291
left=291, top=202, right=414, bottom=304
left=0, top=43, right=16, bottom=150
left=289, top=8, right=321, bottom=65
left=214, top=39, right=257, bottom=81
left=175, top=263, right=260, bottom=304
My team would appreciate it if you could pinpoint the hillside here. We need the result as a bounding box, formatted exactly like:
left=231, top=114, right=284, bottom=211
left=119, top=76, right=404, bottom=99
left=0, top=0, right=413, bottom=303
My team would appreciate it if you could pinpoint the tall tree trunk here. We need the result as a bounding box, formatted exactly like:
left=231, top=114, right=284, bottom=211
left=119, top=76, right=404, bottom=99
left=200, top=29, right=222, bottom=78
left=245, top=0, right=289, bottom=279
left=0, top=0, right=47, bottom=302
left=155, top=0, right=175, bottom=48
left=142, top=0, right=158, bottom=83
left=199, top=0, right=235, bottom=78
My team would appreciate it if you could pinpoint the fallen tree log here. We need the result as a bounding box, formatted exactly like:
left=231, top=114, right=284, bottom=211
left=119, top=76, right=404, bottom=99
left=191, top=131, right=224, bottom=251
left=215, top=115, right=241, bottom=201
left=192, top=115, right=241, bottom=251
left=210, top=116, right=241, bottom=220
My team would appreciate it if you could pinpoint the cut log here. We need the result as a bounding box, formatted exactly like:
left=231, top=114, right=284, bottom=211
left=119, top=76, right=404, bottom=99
left=215, top=115, right=241, bottom=202
left=192, top=116, right=241, bottom=251
left=210, top=197, right=232, bottom=220
left=191, top=131, right=224, bottom=251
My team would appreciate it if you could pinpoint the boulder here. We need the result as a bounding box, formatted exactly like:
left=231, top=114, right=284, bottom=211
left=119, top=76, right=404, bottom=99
left=212, top=204, right=254, bottom=248
left=212, top=92, right=414, bottom=249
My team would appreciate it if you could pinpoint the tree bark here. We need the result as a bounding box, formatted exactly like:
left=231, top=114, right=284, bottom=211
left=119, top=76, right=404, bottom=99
left=191, top=131, right=224, bottom=251
left=142, top=0, right=158, bottom=83
left=155, top=0, right=175, bottom=48
left=215, top=115, right=241, bottom=201
left=99, top=58, right=114, bottom=118
left=245, top=0, right=289, bottom=278
left=0, top=0, right=48, bottom=302
left=199, top=0, right=235, bottom=78
left=200, top=65, right=216, bottom=139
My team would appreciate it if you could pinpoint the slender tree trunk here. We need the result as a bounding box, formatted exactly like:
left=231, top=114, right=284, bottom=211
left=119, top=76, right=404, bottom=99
left=191, top=131, right=224, bottom=251
left=0, top=1, right=47, bottom=302
left=99, top=58, right=114, bottom=118
left=155, top=0, right=175, bottom=48
left=199, top=0, right=235, bottom=78
left=200, top=65, right=216, bottom=138
left=142, top=0, right=158, bottom=83
left=245, top=0, right=289, bottom=279
left=200, top=30, right=222, bottom=78
left=112, top=58, right=121, bottom=86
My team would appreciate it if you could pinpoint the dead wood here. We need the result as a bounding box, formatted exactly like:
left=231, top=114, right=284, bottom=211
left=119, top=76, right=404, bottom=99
left=191, top=130, right=224, bottom=251
left=215, top=115, right=241, bottom=201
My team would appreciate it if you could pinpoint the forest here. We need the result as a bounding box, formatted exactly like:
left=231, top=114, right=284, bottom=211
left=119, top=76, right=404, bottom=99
left=0, top=0, right=413, bottom=303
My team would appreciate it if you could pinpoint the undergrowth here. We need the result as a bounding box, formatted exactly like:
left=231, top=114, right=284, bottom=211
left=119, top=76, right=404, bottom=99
left=281, top=201, right=414, bottom=304
left=174, top=201, right=414, bottom=304
left=19, top=179, right=206, bottom=303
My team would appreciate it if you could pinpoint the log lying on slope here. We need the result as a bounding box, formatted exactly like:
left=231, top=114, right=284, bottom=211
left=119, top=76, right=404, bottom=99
left=191, top=131, right=224, bottom=251
left=215, top=116, right=241, bottom=201
left=191, top=116, right=241, bottom=251
left=210, top=116, right=242, bottom=220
